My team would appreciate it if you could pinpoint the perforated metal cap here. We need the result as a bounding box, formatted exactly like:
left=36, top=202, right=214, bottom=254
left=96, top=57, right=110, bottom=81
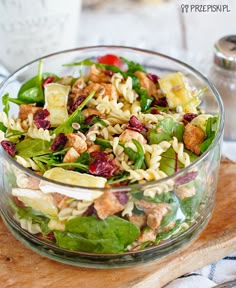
left=214, top=35, right=236, bottom=70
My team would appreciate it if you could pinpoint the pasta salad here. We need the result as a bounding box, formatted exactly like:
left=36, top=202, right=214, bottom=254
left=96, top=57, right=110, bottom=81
left=0, top=54, right=219, bottom=254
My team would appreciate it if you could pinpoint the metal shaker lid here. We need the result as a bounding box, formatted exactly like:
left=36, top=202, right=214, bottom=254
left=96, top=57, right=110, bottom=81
left=214, top=35, right=236, bottom=70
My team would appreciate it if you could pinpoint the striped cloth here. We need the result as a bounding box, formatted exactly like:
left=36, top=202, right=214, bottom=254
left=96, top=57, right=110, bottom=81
left=0, top=65, right=236, bottom=288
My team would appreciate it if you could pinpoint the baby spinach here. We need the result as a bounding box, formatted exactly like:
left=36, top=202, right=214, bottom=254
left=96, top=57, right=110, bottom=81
left=54, top=215, right=140, bottom=253
left=16, top=139, right=52, bottom=158
left=156, top=219, right=182, bottom=241
left=180, top=193, right=201, bottom=220
left=159, top=147, right=184, bottom=175
left=149, top=118, right=184, bottom=144
left=200, top=116, right=219, bottom=153
left=17, top=60, right=59, bottom=105
left=139, top=88, right=153, bottom=112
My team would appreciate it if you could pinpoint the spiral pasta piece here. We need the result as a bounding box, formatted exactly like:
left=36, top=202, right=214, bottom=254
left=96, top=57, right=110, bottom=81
left=128, top=168, right=167, bottom=182
left=15, top=155, right=39, bottom=171
left=0, top=112, right=25, bottom=132
left=171, top=137, right=190, bottom=167
left=27, top=126, right=55, bottom=141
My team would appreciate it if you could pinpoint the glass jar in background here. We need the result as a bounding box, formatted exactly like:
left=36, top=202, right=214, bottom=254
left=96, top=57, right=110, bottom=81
left=0, top=0, right=82, bottom=73
left=208, top=35, right=236, bottom=141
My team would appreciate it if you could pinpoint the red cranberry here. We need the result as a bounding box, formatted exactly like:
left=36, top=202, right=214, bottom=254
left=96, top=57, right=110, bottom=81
left=51, top=133, right=68, bottom=151
left=115, top=192, right=129, bottom=205
left=34, top=119, right=51, bottom=130
left=153, top=98, right=168, bottom=107
left=150, top=108, right=161, bottom=114
left=84, top=115, right=95, bottom=125
left=183, top=113, right=198, bottom=123
left=1, top=140, right=16, bottom=157
left=34, top=109, right=50, bottom=120
left=42, top=76, right=56, bottom=87
left=70, top=95, right=86, bottom=112
left=89, top=152, right=118, bottom=177
left=147, top=73, right=159, bottom=83
left=127, top=115, right=147, bottom=132
left=104, top=69, right=114, bottom=77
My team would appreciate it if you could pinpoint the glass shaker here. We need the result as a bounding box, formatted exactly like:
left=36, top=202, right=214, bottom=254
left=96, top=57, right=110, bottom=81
left=208, top=35, right=236, bottom=141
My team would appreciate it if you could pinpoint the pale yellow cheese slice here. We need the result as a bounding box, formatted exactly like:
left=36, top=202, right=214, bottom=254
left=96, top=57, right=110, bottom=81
left=44, top=83, right=70, bottom=126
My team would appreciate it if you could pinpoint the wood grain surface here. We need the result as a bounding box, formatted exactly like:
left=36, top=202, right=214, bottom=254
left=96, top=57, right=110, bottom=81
left=1, top=160, right=236, bottom=288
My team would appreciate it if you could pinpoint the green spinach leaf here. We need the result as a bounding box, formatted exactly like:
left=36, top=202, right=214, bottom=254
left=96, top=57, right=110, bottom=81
left=16, top=139, right=52, bottom=158
left=54, top=215, right=140, bottom=253
left=120, top=57, right=147, bottom=73
left=2, top=93, right=10, bottom=115
left=149, top=118, right=184, bottom=144
left=159, top=147, right=184, bottom=176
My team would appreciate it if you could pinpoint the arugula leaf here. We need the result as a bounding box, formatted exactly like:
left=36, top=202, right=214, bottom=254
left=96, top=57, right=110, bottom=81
left=0, top=122, right=7, bottom=132
left=2, top=93, right=10, bottom=115
left=16, top=139, right=52, bottom=158
left=76, top=152, right=90, bottom=166
left=149, top=118, right=184, bottom=144
left=53, top=91, right=95, bottom=135
left=139, top=88, right=153, bottom=112
left=107, top=172, right=130, bottom=184
left=94, top=137, right=112, bottom=149
left=54, top=215, right=140, bottom=253
left=63, top=58, right=122, bottom=73
left=200, top=116, right=219, bottom=153
left=123, top=139, right=145, bottom=169
left=120, top=57, right=147, bottom=73
left=10, top=201, right=51, bottom=235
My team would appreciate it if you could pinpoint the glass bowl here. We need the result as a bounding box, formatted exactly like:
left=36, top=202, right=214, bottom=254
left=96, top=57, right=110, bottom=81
left=0, top=46, right=224, bottom=268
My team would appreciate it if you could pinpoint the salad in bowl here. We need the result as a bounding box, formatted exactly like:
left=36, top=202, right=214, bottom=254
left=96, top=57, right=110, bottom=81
left=0, top=46, right=224, bottom=267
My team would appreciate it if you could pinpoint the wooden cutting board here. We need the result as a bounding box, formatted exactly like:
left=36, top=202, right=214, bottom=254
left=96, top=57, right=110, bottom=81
left=1, top=160, right=236, bottom=288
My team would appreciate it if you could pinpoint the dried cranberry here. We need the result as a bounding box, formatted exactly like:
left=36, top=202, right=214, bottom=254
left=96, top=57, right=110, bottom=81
left=153, top=98, right=168, bottom=107
left=89, top=152, right=118, bottom=177
left=104, top=69, right=114, bottom=77
left=1, top=140, right=16, bottom=157
left=34, top=109, right=50, bottom=120
left=51, top=133, right=68, bottom=151
left=147, top=73, right=159, bottom=83
left=83, top=204, right=95, bottom=216
left=175, top=171, right=198, bottom=185
left=84, top=115, right=95, bottom=125
left=150, top=108, right=161, bottom=114
left=70, top=95, right=86, bottom=112
left=127, top=115, right=147, bottom=132
left=183, top=113, right=198, bottom=123
left=115, top=192, right=129, bottom=205
left=42, top=76, right=56, bottom=87
left=34, top=119, right=51, bottom=130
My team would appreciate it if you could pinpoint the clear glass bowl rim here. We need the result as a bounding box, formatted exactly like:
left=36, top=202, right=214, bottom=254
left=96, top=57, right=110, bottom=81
left=0, top=45, right=225, bottom=193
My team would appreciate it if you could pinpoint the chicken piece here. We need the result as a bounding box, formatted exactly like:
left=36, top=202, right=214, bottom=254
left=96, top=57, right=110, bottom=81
left=119, top=129, right=147, bottom=145
left=65, top=133, right=87, bottom=154
left=94, top=190, right=124, bottom=220
left=26, top=176, right=40, bottom=190
left=63, top=147, right=80, bottom=163
left=71, top=77, right=86, bottom=95
left=128, top=213, right=147, bottom=229
left=89, top=65, right=112, bottom=83
left=52, top=193, right=69, bottom=209
left=175, top=186, right=196, bottom=199
left=134, top=71, right=159, bottom=99
left=81, top=108, right=102, bottom=118
left=19, top=104, right=43, bottom=121
left=135, top=201, right=170, bottom=230
left=84, top=82, right=118, bottom=101
left=183, top=123, right=205, bottom=155
left=138, top=228, right=157, bottom=243
left=87, top=144, right=101, bottom=154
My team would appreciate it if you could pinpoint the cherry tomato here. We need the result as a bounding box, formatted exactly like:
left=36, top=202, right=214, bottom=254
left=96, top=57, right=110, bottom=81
left=97, top=54, right=123, bottom=68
